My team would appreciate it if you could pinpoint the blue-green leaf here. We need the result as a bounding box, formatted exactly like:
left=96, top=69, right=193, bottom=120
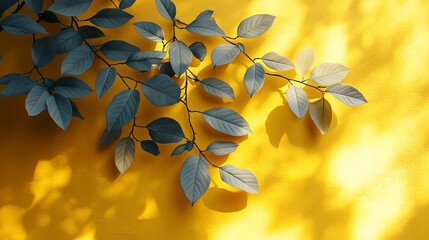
left=171, top=143, right=188, bottom=156
left=262, top=52, right=294, bottom=71
left=180, top=155, right=210, bottom=206
left=286, top=85, right=308, bottom=119
left=244, top=63, right=265, bottom=97
left=70, top=100, right=84, bottom=119
left=133, top=21, right=164, bottom=42
left=1, top=75, right=37, bottom=96
left=47, top=0, right=93, bottom=16
left=89, top=8, right=133, bottom=28
left=24, top=0, right=43, bottom=13
left=325, top=83, right=367, bottom=106
left=158, top=62, right=175, bottom=77
left=53, top=28, right=84, bottom=53
left=99, top=40, right=139, bottom=61
left=237, top=14, right=275, bottom=38
left=46, top=94, right=72, bottom=130
left=106, top=89, right=140, bottom=132
left=211, top=44, right=240, bottom=67
left=147, top=117, right=184, bottom=143
left=119, top=0, right=136, bottom=9
left=25, top=85, right=50, bottom=116
left=142, top=74, right=180, bottom=106
left=44, top=78, right=56, bottom=89
left=186, top=10, right=225, bottom=37
left=155, top=0, right=176, bottom=20
left=201, top=107, right=252, bottom=136
left=309, top=98, right=332, bottom=135
left=96, top=67, right=116, bottom=98
left=100, top=128, right=122, bottom=147
left=78, top=25, right=105, bottom=39
left=32, top=37, right=55, bottom=67
left=0, top=13, right=47, bottom=35
left=219, top=165, right=258, bottom=193
left=206, top=141, right=238, bottom=156
left=0, top=73, right=21, bottom=85
left=169, top=40, right=192, bottom=76
left=200, top=78, right=235, bottom=100
left=189, top=42, right=207, bottom=62
left=0, top=0, right=17, bottom=18
left=140, top=140, right=159, bottom=156
left=40, top=11, right=59, bottom=23
left=61, top=45, right=94, bottom=75
left=126, top=51, right=166, bottom=72
left=115, top=137, right=135, bottom=175
left=55, top=76, right=92, bottom=98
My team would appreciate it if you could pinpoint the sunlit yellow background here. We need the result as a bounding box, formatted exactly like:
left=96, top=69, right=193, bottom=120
left=1, top=0, right=428, bottom=239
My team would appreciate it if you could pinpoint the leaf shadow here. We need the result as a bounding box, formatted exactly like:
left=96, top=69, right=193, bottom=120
left=203, top=187, right=247, bottom=212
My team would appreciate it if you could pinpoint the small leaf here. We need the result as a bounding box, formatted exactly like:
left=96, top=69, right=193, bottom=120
left=126, top=51, right=166, bottom=72
left=309, top=63, right=349, bottom=85
left=70, top=100, right=84, bottom=119
left=140, top=140, right=160, bottom=156
left=286, top=86, right=308, bottom=119
left=53, top=28, right=84, bottom=53
left=295, top=48, right=314, bottom=77
left=169, top=40, right=192, bottom=76
left=0, top=0, right=17, bottom=18
left=237, top=14, right=275, bottom=38
left=96, top=67, right=116, bottom=98
left=244, top=63, right=265, bottom=97
left=100, top=128, right=122, bottom=147
left=89, top=8, right=133, bottom=28
left=201, top=108, right=252, bottom=136
left=219, top=165, right=258, bottom=193
left=158, top=62, right=175, bottom=77
left=180, top=155, right=210, bottom=206
left=46, top=94, right=72, bottom=131
left=200, top=78, right=235, bottom=100
left=142, top=74, right=180, bottom=106
left=25, top=85, right=50, bottom=116
left=309, top=98, right=332, bottom=135
left=1, top=75, right=37, bottom=96
left=171, top=143, right=188, bottom=156
left=106, top=90, right=140, bottom=132
left=24, top=0, right=43, bottom=13
left=206, top=141, right=238, bottom=156
left=100, top=40, right=139, bottom=61
left=133, top=21, right=164, bottom=42
left=186, top=140, right=194, bottom=151
left=147, top=117, right=184, bottom=143
left=155, top=0, right=176, bottom=20
left=186, top=10, right=225, bottom=37
left=78, top=25, right=105, bottom=39
left=0, top=13, right=47, bottom=35
left=262, top=52, right=294, bottom=71
left=326, top=83, right=367, bottom=106
left=61, top=45, right=94, bottom=75
left=40, top=11, right=60, bottom=23
left=55, top=76, right=93, bottom=98
left=47, top=0, right=93, bottom=17
left=115, top=137, right=135, bottom=175
left=211, top=44, right=240, bottom=67
left=32, top=37, right=56, bottom=67
left=189, top=42, right=207, bottom=62
left=119, top=0, right=136, bottom=9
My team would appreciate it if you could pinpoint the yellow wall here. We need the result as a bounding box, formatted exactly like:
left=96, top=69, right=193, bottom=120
left=1, top=0, right=429, bottom=239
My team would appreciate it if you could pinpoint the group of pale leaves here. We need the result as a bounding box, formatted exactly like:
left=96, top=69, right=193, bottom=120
left=0, top=0, right=366, bottom=205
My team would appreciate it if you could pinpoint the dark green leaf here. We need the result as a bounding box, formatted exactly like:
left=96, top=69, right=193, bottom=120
left=40, top=11, right=60, bottom=23
left=25, top=85, right=50, bottom=116
left=142, top=74, right=180, bottom=106
left=61, top=45, right=94, bottom=75
left=100, top=40, right=139, bottom=61
left=0, top=0, right=17, bottom=18
left=155, top=0, right=176, bottom=20
left=169, top=40, right=192, bottom=76
left=70, top=100, right=84, bottom=119
left=201, top=107, right=252, bottom=136
left=186, top=140, right=193, bottom=151
left=100, top=128, right=122, bottom=147
left=189, top=42, right=207, bottom=62
left=32, top=37, right=55, bottom=67
left=46, top=94, right=72, bottom=131
left=119, top=0, right=136, bottom=9
left=180, top=155, right=210, bottom=206
left=237, top=14, right=275, bottom=38
left=186, top=10, right=225, bottom=37
left=1, top=75, right=37, bottom=96
left=219, top=165, right=258, bottom=193
left=55, top=76, right=92, bottom=98
left=158, top=62, right=175, bottom=77
left=286, top=85, right=308, bottom=119
left=106, top=89, right=140, bottom=132
left=133, top=21, right=164, bottom=42
left=211, top=44, right=240, bottom=67
left=47, top=0, right=93, bottom=16
left=78, top=25, right=105, bottom=39
left=115, top=137, right=135, bottom=175
left=244, top=63, right=265, bottom=97
left=89, top=8, right=133, bottom=28
left=147, top=117, right=184, bottom=143
left=326, top=83, right=367, bottom=106
left=44, top=78, right=56, bottom=89
left=96, top=67, right=116, bottom=98
left=140, top=140, right=160, bottom=156
left=200, top=78, right=235, bottom=100
left=309, top=98, right=332, bottom=135
left=206, top=141, right=238, bottom=156
left=53, top=28, right=84, bottom=53
left=24, top=0, right=43, bottom=13
left=126, top=51, right=165, bottom=72
left=262, top=52, right=294, bottom=71
left=0, top=13, right=47, bottom=35
left=171, top=143, right=188, bottom=156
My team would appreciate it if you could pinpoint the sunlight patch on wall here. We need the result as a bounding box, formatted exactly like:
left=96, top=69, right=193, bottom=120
left=0, top=205, right=26, bottom=240
left=313, top=24, right=348, bottom=64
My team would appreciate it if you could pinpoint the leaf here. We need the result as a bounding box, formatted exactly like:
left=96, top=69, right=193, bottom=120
left=25, top=85, right=50, bottom=116
left=155, top=0, right=176, bottom=20
left=100, top=40, right=139, bottom=61
left=0, top=73, right=21, bottom=85
left=89, top=8, right=133, bottom=28
left=133, top=21, right=164, bottom=42
left=309, top=98, right=332, bottom=135
left=47, top=0, right=93, bottom=16
left=158, top=62, right=175, bottom=77
left=1, top=75, right=37, bottom=96
left=126, top=51, right=165, bottom=72
left=295, top=48, right=314, bottom=77
left=206, top=141, right=238, bottom=156
left=32, top=37, right=55, bottom=67
left=55, top=76, right=93, bottom=98
left=44, top=78, right=56, bottom=89
left=100, top=128, right=122, bottom=147
left=0, top=13, right=47, bottom=35
left=106, top=90, right=140, bottom=132
left=326, top=83, right=367, bottom=106
left=119, top=0, right=136, bottom=9
left=201, top=108, right=252, bottom=136
left=140, top=140, right=159, bottom=156
left=141, top=74, right=180, bottom=106
left=115, top=137, right=135, bottom=175
left=70, top=100, right=84, bottom=119
left=96, top=67, right=116, bottom=98
left=200, top=78, right=235, bottom=100
left=186, top=140, right=194, bottom=151
left=46, top=94, right=72, bottom=131
left=237, top=14, right=275, bottom=38
left=78, top=25, right=105, bottom=39
left=211, top=44, right=240, bottom=67
left=0, top=0, right=17, bottom=18
left=24, top=0, right=43, bottom=13
left=169, top=40, right=192, bottom=76
left=189, top=42, right=207, bottom=62
left=180, top=155, right=210, bottom=206
left=309, top=63, right=349, bottom=85
left=219, top=165, right=258, bottom=193
left=286, top=86, right=308, bottom=119
left=61, top=45, right=94, bottom=75
left=262, top=52, right=294, bottom=71
left=244, top=63, right=265, bottom=97
left=171, top=143, right=188, bottom=156
left=147, top=117, right=184, bottom=143
left=186, top=10, right=225, bottom=37
left=53, top=28, right=84, bottom=53
left=40, top=11, right=60, bottom=23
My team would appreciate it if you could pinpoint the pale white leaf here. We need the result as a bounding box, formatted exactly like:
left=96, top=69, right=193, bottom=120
left=295, top=48, right=314, bottom=77
left=310, top=63, right=349, bottom=85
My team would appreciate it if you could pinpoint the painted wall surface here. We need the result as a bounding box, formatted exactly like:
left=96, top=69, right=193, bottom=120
left=1, top=0, right=428, bottom=239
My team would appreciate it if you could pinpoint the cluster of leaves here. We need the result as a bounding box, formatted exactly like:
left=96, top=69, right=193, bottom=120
left=0, top=0, right=366, bottom=205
